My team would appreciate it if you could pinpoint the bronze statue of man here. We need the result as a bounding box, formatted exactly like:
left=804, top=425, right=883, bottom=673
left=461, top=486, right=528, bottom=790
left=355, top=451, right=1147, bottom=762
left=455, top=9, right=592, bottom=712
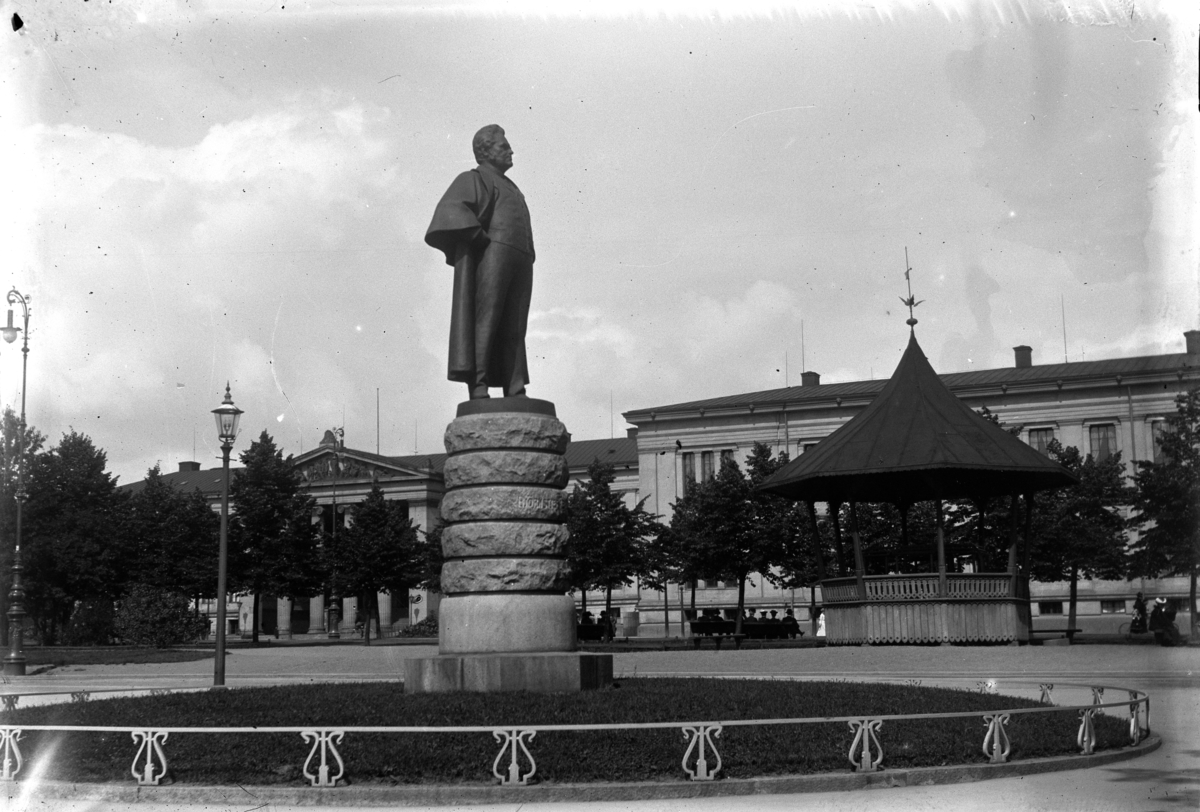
left=425, top=125, right=534, bottom=400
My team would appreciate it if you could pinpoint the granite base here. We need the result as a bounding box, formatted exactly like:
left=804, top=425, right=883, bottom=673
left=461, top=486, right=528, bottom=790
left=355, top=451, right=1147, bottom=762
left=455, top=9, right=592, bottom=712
left=404, top=652, right=614, bottom=693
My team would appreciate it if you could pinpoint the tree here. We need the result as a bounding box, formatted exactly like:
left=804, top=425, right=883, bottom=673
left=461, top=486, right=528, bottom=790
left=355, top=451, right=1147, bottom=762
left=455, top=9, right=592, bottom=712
left=327, top=483, right=422, bottom=644
left=124, top=465, right=220, bottom=605
left=0, top=407, right=45, bottom=648
left=23, top=431, right=130, bottom=644
left=418, top=522, right=445, bottom=595
left=114, top=583, right=209, bottom=647
left=229, top=431, right=324, bottom=643
left=1028, top=440, right=1130, bottom=634
left=668, top=443, right=792, bottom=635
left=564, top=459, right=660, bottom=625
left=1129, top=387, right=1200, bottom=639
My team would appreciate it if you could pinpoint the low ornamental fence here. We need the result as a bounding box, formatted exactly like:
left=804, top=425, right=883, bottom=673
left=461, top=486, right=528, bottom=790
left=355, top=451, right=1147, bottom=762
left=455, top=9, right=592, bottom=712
left=0, top=681, right=1150, bottom=788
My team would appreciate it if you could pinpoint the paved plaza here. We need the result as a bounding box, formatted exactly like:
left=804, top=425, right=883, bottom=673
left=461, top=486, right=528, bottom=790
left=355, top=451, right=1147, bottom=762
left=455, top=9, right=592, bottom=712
left=5, top=641, right=1198, bottom=812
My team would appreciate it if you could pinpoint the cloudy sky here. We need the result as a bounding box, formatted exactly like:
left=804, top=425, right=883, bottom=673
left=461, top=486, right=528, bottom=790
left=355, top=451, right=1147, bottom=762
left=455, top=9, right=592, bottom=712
left=0, top=0, right=1195, bottom=485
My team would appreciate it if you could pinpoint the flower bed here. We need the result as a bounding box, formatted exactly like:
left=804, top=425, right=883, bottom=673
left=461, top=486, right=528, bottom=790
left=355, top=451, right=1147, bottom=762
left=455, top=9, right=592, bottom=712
left=2, top=679, right=1132, bottom=785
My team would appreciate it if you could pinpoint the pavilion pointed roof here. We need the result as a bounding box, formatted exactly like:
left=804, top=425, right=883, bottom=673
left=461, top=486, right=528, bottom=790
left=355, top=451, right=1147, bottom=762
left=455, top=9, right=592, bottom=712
left=760, top=330, right=1077, bottom=505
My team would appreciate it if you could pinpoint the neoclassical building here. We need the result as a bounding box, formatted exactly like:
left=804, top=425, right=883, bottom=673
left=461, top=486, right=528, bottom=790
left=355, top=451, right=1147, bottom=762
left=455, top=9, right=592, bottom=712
left=135, top=431, right=636, bottom=638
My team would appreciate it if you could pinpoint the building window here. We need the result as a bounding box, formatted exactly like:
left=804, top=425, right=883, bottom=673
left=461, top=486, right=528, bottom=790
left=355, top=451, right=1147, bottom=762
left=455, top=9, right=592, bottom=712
left=1151, top=420, right=1169, bottom=463
left=801, top=441, right=820, bottom=454
left=701, top=450, right=715, bottom=482
left=1027, top=428, right=1055, bottom=456
left=720, top=449, right=735, bottom=468
left=1088, top=424, right=1118, bottom=462
left=1038, top=601, right=1063, bottom=615
left=1100, top=600, right=1125, bottom=614
left=682, top=452, right=695, bottom=494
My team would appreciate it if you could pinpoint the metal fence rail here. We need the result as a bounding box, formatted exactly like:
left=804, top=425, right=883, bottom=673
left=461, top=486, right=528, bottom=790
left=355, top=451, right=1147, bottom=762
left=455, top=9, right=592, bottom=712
left=0, top=681, right=1150, bottom=787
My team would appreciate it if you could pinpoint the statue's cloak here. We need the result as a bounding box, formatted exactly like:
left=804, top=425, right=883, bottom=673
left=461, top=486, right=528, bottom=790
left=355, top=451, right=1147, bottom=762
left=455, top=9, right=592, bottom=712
left=425, top=167, right=534, bottom=386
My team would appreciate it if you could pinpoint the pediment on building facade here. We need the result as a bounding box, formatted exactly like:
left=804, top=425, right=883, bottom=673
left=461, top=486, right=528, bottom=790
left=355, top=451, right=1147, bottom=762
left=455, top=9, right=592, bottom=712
left=293, top=447, right=439, bottom=484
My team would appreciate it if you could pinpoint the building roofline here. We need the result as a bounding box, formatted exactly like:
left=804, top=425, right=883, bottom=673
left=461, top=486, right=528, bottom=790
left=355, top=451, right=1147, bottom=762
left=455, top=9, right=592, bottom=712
left=624, top=349, right=1200, bottom=423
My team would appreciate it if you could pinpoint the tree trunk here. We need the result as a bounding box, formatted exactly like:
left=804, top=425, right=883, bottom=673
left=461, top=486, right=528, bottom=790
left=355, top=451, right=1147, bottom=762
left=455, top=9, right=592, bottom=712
left=663, top=585, right=670, bottom=638
left=363, top=593, right=373, bottom=646
left=605, top=585, right=613, bottom=641
left=252, top=592, right=260, bottom=644
left=1067, top=565, right=1078, bottom=643
left=734, top=575, right=746, bottom=636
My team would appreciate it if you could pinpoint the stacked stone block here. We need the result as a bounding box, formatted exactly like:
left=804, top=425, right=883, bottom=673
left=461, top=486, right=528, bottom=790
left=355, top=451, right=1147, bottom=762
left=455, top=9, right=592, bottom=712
left=405, top=398, right=612, bottom=693
left=438, top=401, right=576, bottom=654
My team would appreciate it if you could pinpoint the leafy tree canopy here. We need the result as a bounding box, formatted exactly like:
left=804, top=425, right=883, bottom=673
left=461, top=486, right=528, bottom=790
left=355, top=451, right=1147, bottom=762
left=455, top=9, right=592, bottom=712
left=564, top=459, right=660, bottom=615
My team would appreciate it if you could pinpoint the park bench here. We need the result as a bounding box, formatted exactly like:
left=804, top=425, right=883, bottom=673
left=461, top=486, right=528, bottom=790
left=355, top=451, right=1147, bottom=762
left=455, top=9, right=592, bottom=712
left=691, top=632, right=746, bottom=649
left=576, top=624, right=608, bottom=642
left=1029, top=627, right=1083, bottom=642
left=688, top=619, right=745, bottom=649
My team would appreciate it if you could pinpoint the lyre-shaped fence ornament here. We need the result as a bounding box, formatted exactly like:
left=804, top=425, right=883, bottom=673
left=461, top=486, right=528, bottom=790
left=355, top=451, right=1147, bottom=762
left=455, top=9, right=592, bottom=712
left=977, top=680, right=998, bottom=695
left=681, top=724, right=723, bottom=781
left=1128, top=692, right=1143, bottom=745
left=1038, top=683, right=1054, bottom=705
left=70, top=691, right=91, bottom=704
left=848, top=719, right=883, bottom=772
left=1, top=696, right=18, bottom=712
left=981, top=714, right=1011, bottom=763
left=1077, top=709, right=1097, bottom=755
left=1091, top=686, right=1105, bottom=705
left=130, top=730, right=169, bottom=785
left=300, top=730, right=345, bottom=787
left=492, top=729, right=537, bottom=786
left=0, top=727, right=22, bottom=783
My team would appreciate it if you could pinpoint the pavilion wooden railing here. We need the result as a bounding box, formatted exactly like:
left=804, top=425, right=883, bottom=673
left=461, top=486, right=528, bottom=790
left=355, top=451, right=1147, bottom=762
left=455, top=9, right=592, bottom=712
left=821, top=573, right=1019, bottom=604
left=819, top=573, right=1031, bottom=645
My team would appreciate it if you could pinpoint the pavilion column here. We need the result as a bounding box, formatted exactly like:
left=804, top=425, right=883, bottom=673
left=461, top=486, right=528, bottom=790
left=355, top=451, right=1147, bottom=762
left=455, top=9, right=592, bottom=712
left=936, top=499, right=947, bottom=597
left=308, top=595, right=325, bottom=634
left=849, top=502, right=867, bottom=601
left=1021, top=493, right=1035, bottom=576
left=805, top=501, right=827, bottom=580
left=1006, top=493, right=1020, bottom=597
left=830, top=502, right=847, bottom=576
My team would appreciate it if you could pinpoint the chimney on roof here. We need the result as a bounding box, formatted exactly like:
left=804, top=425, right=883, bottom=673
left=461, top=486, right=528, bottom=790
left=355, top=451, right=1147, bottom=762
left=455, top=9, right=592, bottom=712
left=178, top=461, right=201, bottom=473
left=800, top=371, right=821, bottom=387
left=1013, top=346, right=1032, bottom=369
left=626, top=427, right=638, bottom=439
left=1186, top=330, right=1200, bottom=355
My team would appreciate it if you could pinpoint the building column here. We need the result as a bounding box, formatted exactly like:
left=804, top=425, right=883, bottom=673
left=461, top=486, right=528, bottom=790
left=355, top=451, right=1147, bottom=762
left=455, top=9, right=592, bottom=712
left=277, top=597, right=293, bottom=639
left=377, top=592, right=392, bottom=634
left=343, top=596, right=358, bottom=634
left=308, top=595, right=325, bottom=634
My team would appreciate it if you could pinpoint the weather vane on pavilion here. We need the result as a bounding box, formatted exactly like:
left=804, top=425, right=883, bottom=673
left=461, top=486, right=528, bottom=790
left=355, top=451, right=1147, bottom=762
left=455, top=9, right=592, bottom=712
left=900, top=247, right=923, bottom=328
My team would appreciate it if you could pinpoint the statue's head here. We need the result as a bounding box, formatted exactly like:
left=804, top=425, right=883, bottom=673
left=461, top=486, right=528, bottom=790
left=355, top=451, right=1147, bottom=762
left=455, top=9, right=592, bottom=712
left=473, top=124, right=513, bottom=172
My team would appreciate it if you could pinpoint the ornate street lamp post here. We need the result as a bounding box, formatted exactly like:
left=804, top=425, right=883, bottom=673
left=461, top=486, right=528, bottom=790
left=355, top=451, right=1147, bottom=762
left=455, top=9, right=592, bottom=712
left=2, top=289, right=30, bottom=677
left=212, top=384, right=242, bottom=687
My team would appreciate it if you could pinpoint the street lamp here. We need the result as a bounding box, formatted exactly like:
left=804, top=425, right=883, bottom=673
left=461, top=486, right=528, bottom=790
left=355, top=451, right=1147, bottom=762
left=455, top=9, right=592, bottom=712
left=212, top=383, right=242, bottom=687
left=2, top=288, right=29, bottom=677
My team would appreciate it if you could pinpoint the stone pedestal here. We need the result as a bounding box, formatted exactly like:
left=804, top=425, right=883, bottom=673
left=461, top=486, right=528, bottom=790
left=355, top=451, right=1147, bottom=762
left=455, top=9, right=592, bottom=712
left=405, top=651, right=612, bottom=693
left=405, top=397, right=612, bottom=693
